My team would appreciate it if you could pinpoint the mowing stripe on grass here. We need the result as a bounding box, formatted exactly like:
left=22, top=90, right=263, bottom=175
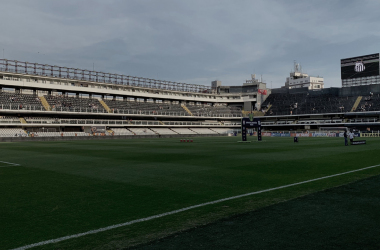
left=11, top=164, right=380, bottom=250
left=0, top=161, right=20, bottom=167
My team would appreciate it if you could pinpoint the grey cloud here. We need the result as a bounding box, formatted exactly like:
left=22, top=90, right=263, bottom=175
left=1, top=0, right=380, bottom=89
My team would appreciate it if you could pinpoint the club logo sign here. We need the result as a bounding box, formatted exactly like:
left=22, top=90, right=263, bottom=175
left=354, top=60, right=365, bottom=72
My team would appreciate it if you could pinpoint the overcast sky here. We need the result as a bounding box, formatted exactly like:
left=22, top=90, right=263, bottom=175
left=1, top=0, right=379, bottom=89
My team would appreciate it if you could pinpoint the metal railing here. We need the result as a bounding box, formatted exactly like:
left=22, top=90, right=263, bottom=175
left=0, top=60, right=211, bottom=94
left=261, top=118, right=379, bottom=126
left=4, top=118, right=240, bottom=126
left=0, top=103, right=242, bottom=118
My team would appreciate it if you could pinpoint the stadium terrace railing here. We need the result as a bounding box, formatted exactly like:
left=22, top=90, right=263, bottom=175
left=0, top=104, right=242, bottom=118
left=261, top=118, right=378, bottom=126
left=2, top=118, right=240, bottom=126
left=0, top=59, right=211, bottom=94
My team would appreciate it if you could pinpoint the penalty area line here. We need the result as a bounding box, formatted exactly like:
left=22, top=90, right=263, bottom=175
left=0, top=161, right=20, bottom=167
left=11, top=163, right=380, bottom=250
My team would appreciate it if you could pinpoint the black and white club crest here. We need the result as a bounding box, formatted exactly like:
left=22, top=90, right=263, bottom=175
left=354, top=60, right=365, bottom=72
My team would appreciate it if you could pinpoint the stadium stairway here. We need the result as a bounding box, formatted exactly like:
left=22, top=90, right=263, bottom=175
left=181, top=104, right=194, bottom=116
left=241, top=110, right=264, bottom=117
left=99, top=99, right=112, bottom=113
left=152, top=130, right=160, bottom=135
left=169, top=128, right=179, bottom=134
left=241, top=111, right=250, bottom=116
left=159, top=120, right=165, bottom=125
left=19, top=117, right=27, bottom=124
left=253, top=110, right=264, bottom=116
left=266, top=104, right=272, bottom=112
left=39, top=96, right=51, bottom=111
left=209, top=128, right=219, bottom=134
left=127, top=128, right=136, bottom=135
left=189, top=128, right=199, bottom=134
left=351, top=96, right=362, bottom=112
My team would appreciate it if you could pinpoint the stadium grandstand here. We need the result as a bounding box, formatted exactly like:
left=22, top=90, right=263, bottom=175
left=1, top=56, right=380, bottom=141
left=260, top=86, right=380, bottom=132
left=0, top=59, right=245, bottom=140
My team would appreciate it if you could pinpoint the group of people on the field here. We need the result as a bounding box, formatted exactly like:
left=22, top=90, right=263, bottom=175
left=343, top=130, right=355, bottom=146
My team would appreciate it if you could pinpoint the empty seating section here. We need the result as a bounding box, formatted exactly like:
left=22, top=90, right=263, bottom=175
left=33, top=132, right=89, bottom=137
left=0, top=92, right=241, bottom=117
left=0, top=116, right=21, bottom=124
left=45, top=95, right=107, bottom=113
left=262, top=93, right=357, bottom=116
left=209, top=128, right=232, bottom=134
left=0, top=126, right=233, bottom=137
left=4, top=116, right=234, bottom=128
left=213, top=105, right=242, bottom=116
left=171, top=128, right=197, bottom=134
left=24, top=117, right=62, bottom=124
left=103, top=100, right=186, bottom=116
left=158, top=103, right=187, bottom=114
left=105, top=100, right=242, bottom=117
left=355, top=93, right=380, bottom=112
left=186, top=104, right=242, bottom=117
left=229, top=106, right=243, bottom=116
left=128, top=128, right=156, bottom=135
left=220, top=121, right=240, bottom=126
left=150, top=128, right=177, bottom=135
left=190, top=128, right=218, bottom=134
left=110, top=128, right=135, bottom=135
left=23, top=117, right=134, bottom=126
left=0, top=92, right=44, bottom=110
left=0, top=128, right=27, bottom=137
left=0, top=127, right=91, bottom=137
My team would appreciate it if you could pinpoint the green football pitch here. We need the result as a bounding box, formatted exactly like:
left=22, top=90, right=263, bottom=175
left=1, top=136, right=380, bottom=249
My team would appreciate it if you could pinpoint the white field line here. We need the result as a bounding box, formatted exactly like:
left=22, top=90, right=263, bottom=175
left=0, top=161, right=20, bottom=167
left=11, top=164, right=380, bottom=250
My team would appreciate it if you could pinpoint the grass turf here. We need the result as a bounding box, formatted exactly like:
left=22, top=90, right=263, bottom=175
left=132, top=173, right=380, bottom=250
left=1, top=136, right=380, bottom=249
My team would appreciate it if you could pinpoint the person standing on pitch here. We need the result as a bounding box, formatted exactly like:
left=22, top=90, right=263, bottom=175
left=349, top=130, right=354, bottom=144
left=344, top=130, right=348, bottom=146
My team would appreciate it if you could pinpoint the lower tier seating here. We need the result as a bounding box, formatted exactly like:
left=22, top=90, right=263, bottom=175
left=190, top=128, right=218, bottom=134
left=128, top=128, right=156, bottom=135
left=110, top=128, right=135, bottom=135
left=171, top=128, right=197, bottom=134
left=150, top=128, right=177, bottom=135
left=0, top=128, right=27, bottom=137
